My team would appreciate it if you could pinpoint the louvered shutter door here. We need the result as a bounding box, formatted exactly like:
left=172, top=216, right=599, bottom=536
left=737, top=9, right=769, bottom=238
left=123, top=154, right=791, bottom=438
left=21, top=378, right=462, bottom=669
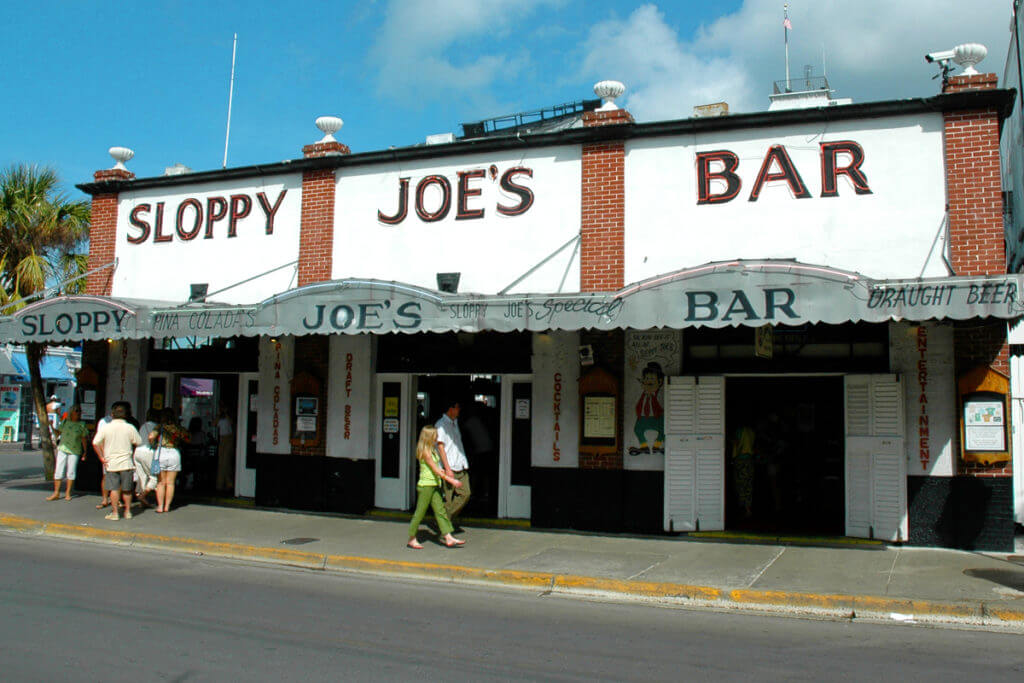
left=695, top=377, right=725, bottom=530
left=664, top=377, right=725, bottom=532
left=665, top=377, right=696, bottom=531
left=844, top=375, right=907, bottom=541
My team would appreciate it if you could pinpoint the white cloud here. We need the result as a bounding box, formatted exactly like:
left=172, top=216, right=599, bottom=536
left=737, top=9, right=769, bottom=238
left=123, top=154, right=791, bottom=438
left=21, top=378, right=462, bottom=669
left=580, top=1, right=1012, bottom=121
left=369, top=0, right=560, bottom=104
left=580, top=4, right=754, bottom=121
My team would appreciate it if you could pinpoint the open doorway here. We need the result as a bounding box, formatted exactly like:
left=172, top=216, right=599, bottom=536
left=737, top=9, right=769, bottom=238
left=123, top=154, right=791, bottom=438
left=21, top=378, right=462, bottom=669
left=175, top=374, right=239, bottom=495
left=415, top=375, right=501, bottom=519
left=725, top=377, right=844, bottom=535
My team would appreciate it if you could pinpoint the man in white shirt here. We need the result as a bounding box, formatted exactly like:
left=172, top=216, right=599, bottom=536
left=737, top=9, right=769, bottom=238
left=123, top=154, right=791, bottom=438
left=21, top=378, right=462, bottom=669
left=92, top=403, right=142, bottom=521
left=435, top=399, right=470, bottom=522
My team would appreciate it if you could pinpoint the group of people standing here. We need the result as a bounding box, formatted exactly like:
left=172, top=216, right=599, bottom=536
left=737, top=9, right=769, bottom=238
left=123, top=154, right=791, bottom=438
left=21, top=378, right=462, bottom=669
left=407, top=398, right=471, bottom=549
left=47, top=402, right=193, bottom=519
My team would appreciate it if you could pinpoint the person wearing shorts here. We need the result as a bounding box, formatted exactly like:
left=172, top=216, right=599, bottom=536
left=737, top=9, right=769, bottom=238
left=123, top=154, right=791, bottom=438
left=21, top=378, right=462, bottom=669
left=92, top=403, right=142, bottom=521
left=48, top=406, right=89, bottom=501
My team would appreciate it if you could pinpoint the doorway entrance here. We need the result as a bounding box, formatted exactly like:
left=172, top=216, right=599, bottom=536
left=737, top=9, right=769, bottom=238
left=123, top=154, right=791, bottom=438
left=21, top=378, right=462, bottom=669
left=724, top=377, right=845, bottom=535
left=373, top=372, right=532, bottom=519
left=146, top=372, right=241, bottom=496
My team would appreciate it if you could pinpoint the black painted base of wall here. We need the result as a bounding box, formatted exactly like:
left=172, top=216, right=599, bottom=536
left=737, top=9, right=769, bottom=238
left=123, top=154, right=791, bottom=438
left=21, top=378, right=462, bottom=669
left=256, top=454, right=374, bottom=515
left=908, top=475, right=1014, bottom=551
left=531, top=467, right=664, bottom=534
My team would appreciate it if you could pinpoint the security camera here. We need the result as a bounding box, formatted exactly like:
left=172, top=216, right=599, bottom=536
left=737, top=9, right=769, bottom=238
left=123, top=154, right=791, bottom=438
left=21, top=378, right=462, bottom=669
left=925, top=49, right=956, bottom=64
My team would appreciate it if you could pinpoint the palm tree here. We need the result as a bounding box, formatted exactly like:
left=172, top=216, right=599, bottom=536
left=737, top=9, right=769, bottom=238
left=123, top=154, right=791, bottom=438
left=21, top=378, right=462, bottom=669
left=0, top=164, right=90, bottom=478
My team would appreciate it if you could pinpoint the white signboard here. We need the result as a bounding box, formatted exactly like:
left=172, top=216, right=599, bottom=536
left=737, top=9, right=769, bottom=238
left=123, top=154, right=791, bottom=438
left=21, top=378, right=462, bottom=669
left=105, top=339, right=143, bottom=417
left=256, top=336, right=293, bottom=453
left=332, top=147, right=581, bottom=294
left=625, top=114, right=947, bottom=283
left=113, top=175, right=302, bottom=304
left=623, top=329, right=682, bottom=471
left=531, top=331, right=579, bottom=468
left=891, top=321, right=955, bottom=476
left=326, top=335, right=372, bottom=459
left=965, top=400, right=1006, bottom=451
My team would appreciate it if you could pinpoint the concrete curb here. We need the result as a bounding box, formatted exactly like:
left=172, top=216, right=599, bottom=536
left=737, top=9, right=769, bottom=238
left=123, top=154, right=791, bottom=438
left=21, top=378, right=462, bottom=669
left=2, top=513, right=1022, bottom=630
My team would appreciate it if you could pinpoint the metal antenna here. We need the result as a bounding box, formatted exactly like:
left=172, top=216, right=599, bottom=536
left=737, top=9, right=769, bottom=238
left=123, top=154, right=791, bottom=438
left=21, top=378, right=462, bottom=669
left=222, top=33, right=237, bottom=169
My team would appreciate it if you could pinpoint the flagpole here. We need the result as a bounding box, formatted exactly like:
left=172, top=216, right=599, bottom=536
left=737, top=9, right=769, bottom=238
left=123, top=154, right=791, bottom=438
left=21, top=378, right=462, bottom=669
left=784, top=4, right=791, bottom=92
left=222, top=33, right=237, bottom=169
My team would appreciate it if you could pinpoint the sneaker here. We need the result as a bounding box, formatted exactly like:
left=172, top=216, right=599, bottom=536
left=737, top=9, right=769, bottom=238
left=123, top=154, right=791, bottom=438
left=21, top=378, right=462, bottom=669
left=123, top=510, right=133, bottom=520
left=104, top=512, right=119, bottom=521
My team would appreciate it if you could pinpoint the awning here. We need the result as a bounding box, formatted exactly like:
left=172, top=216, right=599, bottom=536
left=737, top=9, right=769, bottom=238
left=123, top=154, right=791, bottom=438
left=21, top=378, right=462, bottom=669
left=1, top=261, right=1021, bottom=343
left=6, top=352, right=73, bottom=381
left=0, top=295, right=179, bottom=344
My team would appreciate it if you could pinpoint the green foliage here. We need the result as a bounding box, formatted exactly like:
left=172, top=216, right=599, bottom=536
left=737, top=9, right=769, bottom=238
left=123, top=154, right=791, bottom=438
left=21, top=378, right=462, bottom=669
left=0, top=164, right=90, bottom=311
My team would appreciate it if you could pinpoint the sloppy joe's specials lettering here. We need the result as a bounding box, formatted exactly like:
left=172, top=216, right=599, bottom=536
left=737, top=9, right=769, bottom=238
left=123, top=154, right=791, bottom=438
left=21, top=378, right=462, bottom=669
left=378, top=165, right=534, bottom=225
left=126, top=190, right=289, bottom=244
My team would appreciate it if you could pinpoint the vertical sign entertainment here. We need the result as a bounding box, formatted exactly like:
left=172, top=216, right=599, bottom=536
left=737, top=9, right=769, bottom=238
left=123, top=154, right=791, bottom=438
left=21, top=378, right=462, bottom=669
left=916, top=326, right=930, bottom=469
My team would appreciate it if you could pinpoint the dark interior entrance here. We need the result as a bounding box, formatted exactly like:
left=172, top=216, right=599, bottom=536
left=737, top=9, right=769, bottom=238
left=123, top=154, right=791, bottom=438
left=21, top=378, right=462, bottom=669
left=415, top=375, right=501, bottom=519
left=725, top=377, right=844, bottom=535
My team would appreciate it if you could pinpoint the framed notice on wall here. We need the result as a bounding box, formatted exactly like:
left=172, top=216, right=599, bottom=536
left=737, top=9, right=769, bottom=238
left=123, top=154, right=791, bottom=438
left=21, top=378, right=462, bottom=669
left=583, top=394, right=616, bottom=440
left=964, top=398, right=1005, bottom=451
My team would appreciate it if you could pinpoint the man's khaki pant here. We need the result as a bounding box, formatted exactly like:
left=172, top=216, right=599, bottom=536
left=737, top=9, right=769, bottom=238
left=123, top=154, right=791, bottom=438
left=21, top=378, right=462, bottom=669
left=444, top=470, right=471, bottom=520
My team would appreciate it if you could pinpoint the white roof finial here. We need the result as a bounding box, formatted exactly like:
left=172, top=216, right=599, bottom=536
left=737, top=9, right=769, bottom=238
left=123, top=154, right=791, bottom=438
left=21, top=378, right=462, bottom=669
left=315, top=116, right=344, bottom=143
left=593, top=81, right=626, bottom=111
left=953, top=43, right=987, bottom=75
left=108, top=147, right=134, bottom=171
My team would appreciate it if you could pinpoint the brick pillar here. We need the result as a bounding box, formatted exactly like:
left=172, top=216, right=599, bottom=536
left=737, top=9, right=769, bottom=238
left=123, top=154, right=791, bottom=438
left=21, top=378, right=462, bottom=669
left=943, top=72, right=1011, bottom=483
left=86, top=168, right=134, bottom=296
left=580, top=108, right=633, bottom=292
left=297, top=140, right=349, bottom=287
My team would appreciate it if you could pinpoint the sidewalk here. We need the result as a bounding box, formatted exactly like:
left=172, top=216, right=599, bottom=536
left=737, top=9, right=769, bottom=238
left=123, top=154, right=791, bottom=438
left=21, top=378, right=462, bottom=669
left=2, top=446, right=1023, bottom=631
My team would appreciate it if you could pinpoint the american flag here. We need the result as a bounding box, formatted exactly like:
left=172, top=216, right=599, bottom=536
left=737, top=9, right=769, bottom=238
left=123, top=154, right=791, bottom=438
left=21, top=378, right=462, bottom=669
left=783, top=17, right=792, bottom=30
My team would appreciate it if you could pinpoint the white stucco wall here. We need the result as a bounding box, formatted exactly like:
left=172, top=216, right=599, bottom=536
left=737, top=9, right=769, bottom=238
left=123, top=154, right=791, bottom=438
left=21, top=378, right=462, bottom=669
left=332, top=147, right=581, bottom=294
left=114, top=175, right=302, bottom=304
left=624, top=113, right=947, bottom=283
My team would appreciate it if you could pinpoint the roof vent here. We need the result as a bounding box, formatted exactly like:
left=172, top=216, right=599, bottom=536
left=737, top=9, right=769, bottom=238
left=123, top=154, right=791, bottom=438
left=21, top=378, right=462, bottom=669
left=163, top=163, right=193, bottom=176
left=426, top=133, right=456, bottom=145
left=692, top=102, right=729, bottom=118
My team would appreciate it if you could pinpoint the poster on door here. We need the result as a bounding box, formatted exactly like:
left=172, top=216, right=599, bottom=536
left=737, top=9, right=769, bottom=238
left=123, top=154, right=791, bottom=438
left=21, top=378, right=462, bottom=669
left=0, top=384, right=20, bottom=441
left=624, top=330, right=681, bottom=470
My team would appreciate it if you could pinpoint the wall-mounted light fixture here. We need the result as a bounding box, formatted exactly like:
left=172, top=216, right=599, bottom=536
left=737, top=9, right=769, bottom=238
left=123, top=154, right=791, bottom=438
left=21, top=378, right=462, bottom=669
left=189, top=283, right=208, bottom=302
left=437, top=272, right=460, bottom=293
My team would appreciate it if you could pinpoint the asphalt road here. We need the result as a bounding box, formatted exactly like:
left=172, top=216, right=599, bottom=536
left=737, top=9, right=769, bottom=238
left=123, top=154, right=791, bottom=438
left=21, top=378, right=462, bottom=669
left=1, top=533, right=1023, bottom=682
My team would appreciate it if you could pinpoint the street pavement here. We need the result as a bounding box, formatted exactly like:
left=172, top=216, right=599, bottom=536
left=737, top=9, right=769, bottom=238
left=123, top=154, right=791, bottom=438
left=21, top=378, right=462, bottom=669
left=2, top=444, right=1023, bottom=631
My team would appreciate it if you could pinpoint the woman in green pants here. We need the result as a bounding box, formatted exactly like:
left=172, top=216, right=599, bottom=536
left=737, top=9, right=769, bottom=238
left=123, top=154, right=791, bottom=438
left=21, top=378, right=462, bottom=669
left=408, top=425, right=465, bottom=549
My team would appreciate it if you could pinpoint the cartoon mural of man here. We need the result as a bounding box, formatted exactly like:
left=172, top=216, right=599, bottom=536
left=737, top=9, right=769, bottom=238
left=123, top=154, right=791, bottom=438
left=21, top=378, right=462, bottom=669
left=630, top=361, right=665, bottom=455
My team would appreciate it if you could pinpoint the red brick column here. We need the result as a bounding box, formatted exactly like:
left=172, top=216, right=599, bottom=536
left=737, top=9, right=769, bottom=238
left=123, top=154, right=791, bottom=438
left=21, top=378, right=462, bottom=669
left=943, top=73, right=1003, bottom=276
left=297, top=141, right=349, bottom=287
left=86, top=168, right=134, bottom=296
left=943, top=72, right=1011, bottom=476
left=580, top=109, right=633, bottom=292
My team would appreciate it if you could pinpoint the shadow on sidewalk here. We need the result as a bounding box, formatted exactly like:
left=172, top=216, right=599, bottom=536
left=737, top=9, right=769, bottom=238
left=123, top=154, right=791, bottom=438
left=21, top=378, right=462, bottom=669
left=963, top=567, right=1024, bottom=591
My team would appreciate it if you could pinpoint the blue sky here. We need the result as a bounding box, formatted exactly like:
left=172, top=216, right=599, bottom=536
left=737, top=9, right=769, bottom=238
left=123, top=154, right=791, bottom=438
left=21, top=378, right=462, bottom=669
left=1, top=1, right=1012, bottom=198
